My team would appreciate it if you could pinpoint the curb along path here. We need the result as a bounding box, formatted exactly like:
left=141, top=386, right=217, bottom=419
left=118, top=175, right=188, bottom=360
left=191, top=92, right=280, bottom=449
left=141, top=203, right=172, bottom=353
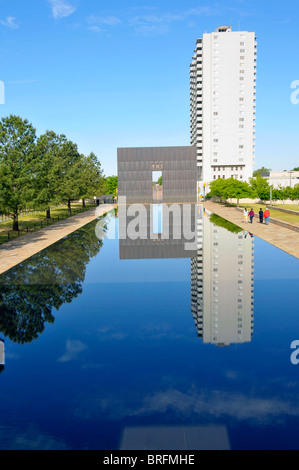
left=203, top=201, right=299, bottom=259
left=0, top=204, right=116, bottom=276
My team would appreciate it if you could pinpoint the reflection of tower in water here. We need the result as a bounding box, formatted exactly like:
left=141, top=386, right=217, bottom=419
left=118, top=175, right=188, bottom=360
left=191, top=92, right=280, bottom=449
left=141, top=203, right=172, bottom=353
left=118, top=203, right=254, bottom=347
left=0, top=339, right=5, bottom=372
left=191, top=207, right=254, bottom=346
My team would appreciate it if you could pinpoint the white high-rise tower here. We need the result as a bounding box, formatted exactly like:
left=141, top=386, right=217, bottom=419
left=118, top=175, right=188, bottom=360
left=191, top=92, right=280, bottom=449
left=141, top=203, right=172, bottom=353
left=190, top=26, right=257, bottom=197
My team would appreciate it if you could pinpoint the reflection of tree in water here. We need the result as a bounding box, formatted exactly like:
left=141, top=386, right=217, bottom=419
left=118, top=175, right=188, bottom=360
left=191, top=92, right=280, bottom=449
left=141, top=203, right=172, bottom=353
left=209, top=213, right=243, bottom=234
left=0, top=220, right=106, bottom=344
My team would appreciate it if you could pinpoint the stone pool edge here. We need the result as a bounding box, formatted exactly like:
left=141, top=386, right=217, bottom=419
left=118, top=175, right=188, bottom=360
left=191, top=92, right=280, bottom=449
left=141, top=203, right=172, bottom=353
left=0, top=204, right=116, bottom=275
left=203, top=201, right=299, bottom=259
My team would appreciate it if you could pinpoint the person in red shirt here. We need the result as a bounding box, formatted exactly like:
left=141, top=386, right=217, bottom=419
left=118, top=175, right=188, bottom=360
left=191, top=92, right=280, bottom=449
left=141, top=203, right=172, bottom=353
left=264, top=208, right=270, bottom=225
left=249, top=209, right=255, bottom=223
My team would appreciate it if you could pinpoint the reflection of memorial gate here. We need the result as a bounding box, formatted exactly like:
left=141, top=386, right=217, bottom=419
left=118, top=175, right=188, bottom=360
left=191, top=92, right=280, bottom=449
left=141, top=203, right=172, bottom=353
left=119, top=204, right=197, bottom=260
left=117, top=146, right=197, bottom=204
left=152, top=162, right=163, bottom=203
left=153, top=184, right=163, bottom=202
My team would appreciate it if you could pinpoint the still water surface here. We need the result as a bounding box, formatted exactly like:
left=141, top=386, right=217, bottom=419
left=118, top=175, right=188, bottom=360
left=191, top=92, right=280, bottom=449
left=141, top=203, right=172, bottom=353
left=0, top=207, right=298, bottom=450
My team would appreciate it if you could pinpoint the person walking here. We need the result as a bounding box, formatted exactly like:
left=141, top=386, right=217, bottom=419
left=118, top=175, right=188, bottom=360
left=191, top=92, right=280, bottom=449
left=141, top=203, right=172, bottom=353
left=259, top=208, right=264, bottom=224
left=264, top=208, right=270, bottom=225
left=249, top=208, right=255, bottom=224
left=243, top=208, right=248, bottom=224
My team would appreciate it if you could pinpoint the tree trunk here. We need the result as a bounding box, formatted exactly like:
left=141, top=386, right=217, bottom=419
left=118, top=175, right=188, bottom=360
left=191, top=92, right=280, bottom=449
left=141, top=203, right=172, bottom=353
left=82, top=198, right=86, bottom=208
left=237, top=199, right=240, bottom=207
left=13, top=211, right=19, bottom=231
left=68, top=200, right=71, bottom=214
left=46, top=208, right=51, bottom=219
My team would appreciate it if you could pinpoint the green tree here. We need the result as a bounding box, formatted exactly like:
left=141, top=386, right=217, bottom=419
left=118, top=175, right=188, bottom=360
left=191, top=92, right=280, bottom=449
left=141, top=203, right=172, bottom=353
left=104, top=175, right=118, bottom=197
left=293, top=167, right=299, bottom=171
left=78, top=152, right=106, bottom=207
left=207, top=178, right=227, bottom=199
left=271, top=186, right=290, bottom=202
left=55, top=139, right=83, bottom=214
left=292, top=184, right=299, bottom=201
left=34, top=131, right=73, bottom=218
left=0, top=115, right=37, bottom=230
left=281, top=185, right=297, bottom=202
left=209, top=177, right=253, bottom=206
left=249, top=175, right=270, bottom=201
left=253, top=166, right=272, bottom=177
left=225, top=178, right=253, bottom=206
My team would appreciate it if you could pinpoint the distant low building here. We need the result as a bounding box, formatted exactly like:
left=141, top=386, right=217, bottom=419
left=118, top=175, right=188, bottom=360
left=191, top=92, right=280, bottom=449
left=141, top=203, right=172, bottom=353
left=262, top=171, right=299, bottom=188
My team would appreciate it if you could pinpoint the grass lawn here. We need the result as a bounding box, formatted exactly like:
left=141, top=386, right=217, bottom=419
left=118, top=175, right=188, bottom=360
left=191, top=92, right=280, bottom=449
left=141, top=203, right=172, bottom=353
left=272, top=203, right=299, bottom=212
left=233, top=203, right=299, bottom=226
left=0, top=203, right=97, bottom=245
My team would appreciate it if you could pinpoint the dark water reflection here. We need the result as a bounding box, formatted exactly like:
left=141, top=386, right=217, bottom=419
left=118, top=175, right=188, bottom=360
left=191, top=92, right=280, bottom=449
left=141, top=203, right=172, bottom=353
left=0, top=220, right=106, bottom=344
left=0, top=207, right=298, bottom=450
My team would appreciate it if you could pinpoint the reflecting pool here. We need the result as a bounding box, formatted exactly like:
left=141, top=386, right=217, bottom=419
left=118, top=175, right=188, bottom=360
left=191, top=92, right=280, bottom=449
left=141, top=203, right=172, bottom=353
left=0, top=206, right=298, bottom=450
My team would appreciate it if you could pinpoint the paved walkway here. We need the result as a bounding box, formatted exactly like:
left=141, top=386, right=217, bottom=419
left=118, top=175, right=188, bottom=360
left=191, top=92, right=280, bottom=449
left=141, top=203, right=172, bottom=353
left=0, top=204, right=116, bottom=275
left=204, top=201, right=299, bottom=259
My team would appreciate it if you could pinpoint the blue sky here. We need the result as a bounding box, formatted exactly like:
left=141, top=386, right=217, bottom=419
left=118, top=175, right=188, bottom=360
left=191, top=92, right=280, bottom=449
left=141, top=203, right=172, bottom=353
left=0, top=0, right=298, bottom=176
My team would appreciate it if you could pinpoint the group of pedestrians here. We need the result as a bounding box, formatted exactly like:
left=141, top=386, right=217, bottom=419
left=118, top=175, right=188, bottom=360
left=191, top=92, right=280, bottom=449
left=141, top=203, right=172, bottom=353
left=243, top=207, right=270, bottom=225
